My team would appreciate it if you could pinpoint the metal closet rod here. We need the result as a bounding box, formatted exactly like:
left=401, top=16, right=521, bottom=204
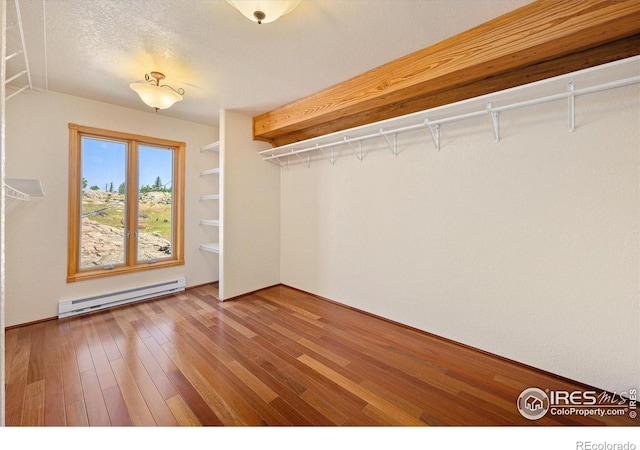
left=260, top=75, right=640, bottom=163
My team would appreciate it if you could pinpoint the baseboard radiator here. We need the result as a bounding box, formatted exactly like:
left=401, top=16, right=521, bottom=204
left=58, top=277, right=186, bottom=319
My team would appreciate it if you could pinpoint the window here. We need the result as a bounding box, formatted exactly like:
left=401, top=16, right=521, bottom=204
left=68, top=124, right=185, bottom=282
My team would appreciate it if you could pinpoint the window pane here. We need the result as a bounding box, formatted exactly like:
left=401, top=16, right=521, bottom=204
left=137, top=145, right=174, bottom=262
left=80, top=137, right=127, bottom=269
left=69, top=124, right=184, bottom=282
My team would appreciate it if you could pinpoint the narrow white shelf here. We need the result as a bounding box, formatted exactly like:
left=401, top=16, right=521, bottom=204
left=4, top=178, right=45, bottom=214
left=200, top=141, right=220, bottom=152
left=200, top=168, right=220, bottom=176
left=199, top=140, right=220, bottom=259
left=200, top=243, right=220, bottom=253
left=5, top=184, right=29, bottom=214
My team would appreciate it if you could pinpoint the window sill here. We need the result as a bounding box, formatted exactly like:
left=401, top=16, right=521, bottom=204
left=67, top=259, right=184, bottom=283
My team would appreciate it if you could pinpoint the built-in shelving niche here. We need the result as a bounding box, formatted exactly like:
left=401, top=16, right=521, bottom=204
left=199, top=141, right=220, bottom=254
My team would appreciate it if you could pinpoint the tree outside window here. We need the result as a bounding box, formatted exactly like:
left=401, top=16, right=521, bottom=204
left=67, top=123, right=185, bottom=282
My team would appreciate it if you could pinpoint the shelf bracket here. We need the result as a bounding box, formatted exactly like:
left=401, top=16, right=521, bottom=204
left=345, top=137, right=364, bottom=162
left=425, top=118, right=441, bottom=151
left=381, top=129, right=398, bottom=157
left=286, top=148, right=296, bottom=169
left=568, top=82, right=575, bottom=132
left=273, top=155, right=285, bottom=168
left=5, top=49, right=24, bottom=62
left=320, top=146, right=338, bottom=165
left=4, top=70, right=27, bottom=85
left=5, top=85, right=29, bottom=101
left=488, top=102, right=500, bottom=143
left=295, top=152, right=311, bottom=168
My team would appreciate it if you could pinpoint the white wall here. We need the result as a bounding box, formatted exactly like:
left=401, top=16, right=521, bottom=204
left=0, top=0, right=7, bottom=426
left=5, top=79, right=637, bottom=396
left=280, top=85, right=639, bottom=394
left=5, top=90, right=218, bottom=326
left=219, top=110, right=280, bottom=300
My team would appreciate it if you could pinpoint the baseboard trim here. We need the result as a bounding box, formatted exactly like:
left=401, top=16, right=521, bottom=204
left=5, top=316, right=57, bottom=331
left=221, top=283, right=281, bottom=302
left=5, top=280, right=220, bottom=330
left=276, top=283, right=609, bottom=395
left=188, top=280, right=219, bottom=291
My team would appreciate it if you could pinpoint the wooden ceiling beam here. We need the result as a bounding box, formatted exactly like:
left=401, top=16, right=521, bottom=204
left=253, top=0, right=640, bottom=147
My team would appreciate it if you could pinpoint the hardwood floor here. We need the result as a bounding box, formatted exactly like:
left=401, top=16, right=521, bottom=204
left=4, top=284, right=637, bottom=426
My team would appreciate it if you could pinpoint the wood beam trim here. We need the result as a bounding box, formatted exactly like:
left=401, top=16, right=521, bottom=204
left=253, top=0, right=640, bottom=146
left=266, top=34, right=640, bottom=147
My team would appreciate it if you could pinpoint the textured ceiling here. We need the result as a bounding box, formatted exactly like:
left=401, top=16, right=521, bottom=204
left=7, top=0, right=534, bottom=127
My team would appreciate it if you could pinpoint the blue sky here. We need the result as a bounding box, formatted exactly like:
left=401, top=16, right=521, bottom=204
left=82, top=137, right=173, bottom=190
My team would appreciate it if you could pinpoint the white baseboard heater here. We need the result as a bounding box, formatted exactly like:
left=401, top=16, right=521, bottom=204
left=58, top=277, right=186, bottom=319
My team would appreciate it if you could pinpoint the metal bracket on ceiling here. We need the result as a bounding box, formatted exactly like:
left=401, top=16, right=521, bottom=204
left=425, top=118, right=441, bottom=151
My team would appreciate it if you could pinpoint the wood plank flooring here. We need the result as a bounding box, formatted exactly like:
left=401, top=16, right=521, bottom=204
left=5, top=284, right=637, bottom=426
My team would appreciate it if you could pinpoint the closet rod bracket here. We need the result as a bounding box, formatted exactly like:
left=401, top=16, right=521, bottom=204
left=345, top=137, right=364, bottom=162
left=425, top=118, right=441, bottom=151
left=568, top=82, right=575, bottom=132
left=381, top=129, right=398, bottom=157
left=488, top=102, right=500, bottom=143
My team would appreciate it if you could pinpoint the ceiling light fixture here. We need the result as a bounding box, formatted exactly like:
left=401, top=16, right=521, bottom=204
left=226, top=0, right=300, bottom=25
left=130, top=71, right=184, bottom=111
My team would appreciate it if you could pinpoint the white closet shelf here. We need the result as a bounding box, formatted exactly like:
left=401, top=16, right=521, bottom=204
left=200, top=168, right=220, bottom=176
left=200, top=243, right=220, bottom=253
left=5, top=183, right=29, bottom=199
left=4, top=178, right=45, bottom=214
left=5, top=184, right=29, bottom=214
left=260, top=56, right=640, bottom=167
left=199, top=139, right=220, bottom=258
left=200, top=141, right=220, bottom=152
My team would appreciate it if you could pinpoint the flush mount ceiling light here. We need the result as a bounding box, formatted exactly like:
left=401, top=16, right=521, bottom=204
left=226, top=0, right=300, bottom=24
left=130, top=71, right=185, bottom=111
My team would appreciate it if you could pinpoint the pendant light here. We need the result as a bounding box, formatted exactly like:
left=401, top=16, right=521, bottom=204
left=226, top=1, right=300, bottom=24
left=130, top=72, right=184, bottom=111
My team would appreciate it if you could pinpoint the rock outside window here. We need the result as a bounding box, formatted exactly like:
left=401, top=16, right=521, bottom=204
left=67, top=123, right=185, bottom=282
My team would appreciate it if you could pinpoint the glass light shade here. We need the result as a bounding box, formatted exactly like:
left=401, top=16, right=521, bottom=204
left=130, top=82, right=183, bottom=110
left=227, top=0, right=300, bottom=24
